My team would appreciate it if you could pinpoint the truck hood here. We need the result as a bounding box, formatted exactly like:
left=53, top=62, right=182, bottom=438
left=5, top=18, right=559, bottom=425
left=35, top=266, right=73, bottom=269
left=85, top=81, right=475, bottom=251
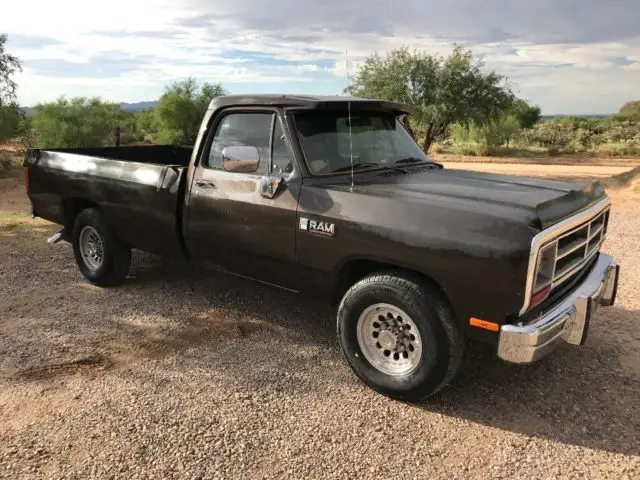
left=342, top=168, right=607, bottom=229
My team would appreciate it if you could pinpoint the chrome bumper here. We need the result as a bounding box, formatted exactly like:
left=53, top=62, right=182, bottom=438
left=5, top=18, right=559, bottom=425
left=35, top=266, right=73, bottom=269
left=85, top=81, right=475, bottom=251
left=498, top=253, right=619, bottom=364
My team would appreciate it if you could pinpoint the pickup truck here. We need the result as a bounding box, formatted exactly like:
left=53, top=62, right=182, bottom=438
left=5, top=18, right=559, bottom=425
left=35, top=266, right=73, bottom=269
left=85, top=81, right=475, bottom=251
left=24, top=94, right=620, bottom=400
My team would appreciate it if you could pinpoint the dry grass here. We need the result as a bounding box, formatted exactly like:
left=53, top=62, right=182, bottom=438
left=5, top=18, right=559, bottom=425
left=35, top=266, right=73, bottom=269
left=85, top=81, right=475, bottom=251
left=0, top=154, right=23, bottom=178
left=432, top=152, right=640, bottom=166
left=602, top=165, right=640, bottom=191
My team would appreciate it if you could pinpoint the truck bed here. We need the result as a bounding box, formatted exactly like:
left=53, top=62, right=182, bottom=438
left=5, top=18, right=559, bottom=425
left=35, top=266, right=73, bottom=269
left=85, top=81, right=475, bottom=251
left=38, top=145, right=193, bottom=167
left=25, top=145, right=192, bottom=258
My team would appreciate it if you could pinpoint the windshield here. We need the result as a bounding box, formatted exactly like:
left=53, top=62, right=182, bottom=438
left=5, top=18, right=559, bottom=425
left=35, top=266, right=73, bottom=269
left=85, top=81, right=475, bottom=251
left=293, top=110, right=429, bottom=175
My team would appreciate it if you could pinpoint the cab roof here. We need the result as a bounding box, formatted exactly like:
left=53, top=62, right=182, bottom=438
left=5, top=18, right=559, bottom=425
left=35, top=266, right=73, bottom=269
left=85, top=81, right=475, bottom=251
left=208, top=94, right=415, bottom=114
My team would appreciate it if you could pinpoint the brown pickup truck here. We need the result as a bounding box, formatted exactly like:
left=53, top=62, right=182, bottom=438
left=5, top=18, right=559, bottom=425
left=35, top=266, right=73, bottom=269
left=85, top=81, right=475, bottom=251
left=24, top=94, right=620, bottom=400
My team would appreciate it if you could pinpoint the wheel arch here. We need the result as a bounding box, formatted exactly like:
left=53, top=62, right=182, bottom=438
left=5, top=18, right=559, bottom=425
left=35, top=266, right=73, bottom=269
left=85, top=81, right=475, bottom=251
left=332, top=257, right=453, bottom=313
left=62, top=197, right=100, bottom=232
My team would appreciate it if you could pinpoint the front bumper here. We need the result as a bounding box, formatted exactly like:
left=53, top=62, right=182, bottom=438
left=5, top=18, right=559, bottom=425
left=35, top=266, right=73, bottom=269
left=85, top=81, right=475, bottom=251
left=498, top=253, right=619, bottom=363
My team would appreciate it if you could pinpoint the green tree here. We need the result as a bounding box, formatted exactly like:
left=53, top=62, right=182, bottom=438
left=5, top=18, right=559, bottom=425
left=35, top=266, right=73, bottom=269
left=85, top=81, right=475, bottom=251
left=0, top=102, right=22, bottom=141
left=31, top=97, right=123, bottom=148
left=136, top=108, right=159, bottom=142
left=530, top=120, right=574, bottom=152
left=484, top=114, right=522, bottom=148
left=0, top=33, right=23, bottom=142
left=618, top=100, right=640, bottom=120
left=346, top=45, right=514, bottom=151
left=509, top=99, right=541, bottom=129
left=154, top=78, right=227, bottom=144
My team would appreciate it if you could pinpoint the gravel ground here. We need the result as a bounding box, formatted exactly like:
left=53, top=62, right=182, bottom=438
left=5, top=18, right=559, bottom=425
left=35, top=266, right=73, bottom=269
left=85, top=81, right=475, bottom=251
left=0, top=168, right=639, bottom=479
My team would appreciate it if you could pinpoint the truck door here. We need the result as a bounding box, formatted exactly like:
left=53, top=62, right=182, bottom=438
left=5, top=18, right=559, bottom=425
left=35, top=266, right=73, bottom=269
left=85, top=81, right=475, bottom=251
left=185, top=109, right=301, bottom=290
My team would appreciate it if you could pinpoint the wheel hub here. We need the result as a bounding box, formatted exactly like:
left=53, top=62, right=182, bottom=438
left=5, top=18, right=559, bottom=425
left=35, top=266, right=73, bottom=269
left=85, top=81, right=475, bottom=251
left=79, top=226, right=104, bottom=271
left=377, top=330, right=397, bottom=351
left=356, top=303, right=423, bottom=377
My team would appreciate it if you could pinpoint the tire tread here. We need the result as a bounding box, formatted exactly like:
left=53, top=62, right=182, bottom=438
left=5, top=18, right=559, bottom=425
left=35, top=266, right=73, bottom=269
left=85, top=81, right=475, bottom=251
left=337, top=270, right=464, bottom=400
left=72, top=208, right=131, bottom=287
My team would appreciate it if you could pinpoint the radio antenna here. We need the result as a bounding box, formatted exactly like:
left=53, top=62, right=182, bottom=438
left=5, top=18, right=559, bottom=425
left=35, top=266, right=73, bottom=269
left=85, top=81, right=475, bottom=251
left=346, top=49, right=354, bottom=191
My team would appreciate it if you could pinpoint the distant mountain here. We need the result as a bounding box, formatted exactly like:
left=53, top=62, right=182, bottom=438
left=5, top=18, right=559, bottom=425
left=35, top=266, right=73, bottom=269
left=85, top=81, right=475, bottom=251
left=119, top=101, right=158, bottom=112
left=541, top=114, right=610, bottom=119
left=21, top=101, right=158, bottom=115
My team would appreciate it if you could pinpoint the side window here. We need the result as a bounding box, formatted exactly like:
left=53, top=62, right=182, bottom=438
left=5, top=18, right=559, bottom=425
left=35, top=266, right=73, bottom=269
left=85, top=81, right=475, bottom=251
left=271, top=118, right=293, bottom=174
left=208, top=112, right=273, bottom=172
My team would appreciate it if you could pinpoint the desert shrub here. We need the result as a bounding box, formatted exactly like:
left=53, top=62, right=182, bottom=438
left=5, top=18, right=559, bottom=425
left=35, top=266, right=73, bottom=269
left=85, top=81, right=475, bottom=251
left=154, top=79, right=226, bottom=145
left=0, top=157, right=11, bottom=176
left=617, top=100, right=640, bottom=121
left=135, top=108, right=159, bottom=142
left=0, top=155, right=21, bottom=177
left=529, top=120, right=574, bottom=150
left=30, top=97, right=125, bottom=148
left=475, top=144, right=489, bottom=156
left=597, top=142, right=640, bottom=157
left=0, top=103, right=22, bottom=142
left=450, top=142, right=479, bottom=156
left=448, top=114, right=522, bottom=156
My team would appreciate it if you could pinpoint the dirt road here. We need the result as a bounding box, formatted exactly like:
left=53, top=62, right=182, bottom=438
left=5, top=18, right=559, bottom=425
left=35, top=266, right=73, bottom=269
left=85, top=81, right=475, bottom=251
left=442, top=162, right=633, bottom=179
left=1, top=165, right=639, bottom=479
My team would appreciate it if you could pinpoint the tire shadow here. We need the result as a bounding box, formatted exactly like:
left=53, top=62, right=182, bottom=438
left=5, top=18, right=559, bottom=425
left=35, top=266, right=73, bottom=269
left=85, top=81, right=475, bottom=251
left=6, top=248, right=638, bottom=457
left=417, top=305, right=640, bottom=456
left=125, top=252, right=640, bottom=456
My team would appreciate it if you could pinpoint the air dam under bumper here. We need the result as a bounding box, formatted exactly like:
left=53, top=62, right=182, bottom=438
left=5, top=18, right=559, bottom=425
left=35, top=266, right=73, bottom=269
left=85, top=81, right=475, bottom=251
left=498, top=253, right=619, bottom=364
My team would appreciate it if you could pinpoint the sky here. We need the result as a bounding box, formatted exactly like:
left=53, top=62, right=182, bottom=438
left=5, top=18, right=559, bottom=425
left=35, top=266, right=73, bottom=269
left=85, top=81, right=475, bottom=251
left=1, top=0, right=639, bottom=114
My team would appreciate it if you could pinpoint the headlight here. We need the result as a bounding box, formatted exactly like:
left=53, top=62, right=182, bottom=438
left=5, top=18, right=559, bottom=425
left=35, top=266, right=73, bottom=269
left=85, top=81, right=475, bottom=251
left=529, top=243, right=557, bottom=309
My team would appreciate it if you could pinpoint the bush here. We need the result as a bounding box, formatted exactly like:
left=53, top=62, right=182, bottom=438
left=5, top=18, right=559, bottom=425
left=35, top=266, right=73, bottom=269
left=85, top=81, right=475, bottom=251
left=597, top=142, right=640, bottom=157
left=154, top=78, right=226, bottom=145
left=30, top=97, right=125, bottom=148
left=528, top=120, right=573, bottom=150
left=135, top=108, right=159, bottom=142
left=430, top=143, right=442, bottom=154
left=448, top=114, right=522, bottom=156
left=0, top=157, right=12, bottom=176
left=450, top=142, right=479, bottom=156
left=475, top=144, right=489, bottom=156
left=0, top=103, right=22, bottom=142
left=0, top=155, right=21, bottom=177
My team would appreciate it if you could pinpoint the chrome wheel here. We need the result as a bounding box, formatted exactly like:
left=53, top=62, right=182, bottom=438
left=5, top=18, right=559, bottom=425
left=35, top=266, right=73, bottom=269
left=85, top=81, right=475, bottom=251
left=356, top=303, right=422, bottom=376
left=79, top=226, right=104, bottom=271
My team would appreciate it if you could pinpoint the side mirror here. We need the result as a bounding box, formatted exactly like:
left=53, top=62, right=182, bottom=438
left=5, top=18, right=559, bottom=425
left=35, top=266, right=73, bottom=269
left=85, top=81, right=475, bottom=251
left=222, top=146, right=260, bottom=173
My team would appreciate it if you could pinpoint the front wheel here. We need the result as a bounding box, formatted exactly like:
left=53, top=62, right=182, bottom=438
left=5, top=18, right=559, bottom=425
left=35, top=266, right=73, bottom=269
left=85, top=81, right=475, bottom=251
left=337, top=272, right=464, bottom=401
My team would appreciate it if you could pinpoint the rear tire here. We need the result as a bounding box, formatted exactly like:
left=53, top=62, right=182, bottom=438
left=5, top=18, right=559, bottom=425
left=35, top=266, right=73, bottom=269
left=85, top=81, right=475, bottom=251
left=337, top=271, right=464, bottom=401
left=71, top=208, right=131, bottom=287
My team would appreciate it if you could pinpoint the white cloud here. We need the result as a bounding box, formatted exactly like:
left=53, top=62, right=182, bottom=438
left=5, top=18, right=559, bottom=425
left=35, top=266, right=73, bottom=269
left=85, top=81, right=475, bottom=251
left=2, top=0, right=639, bottom=113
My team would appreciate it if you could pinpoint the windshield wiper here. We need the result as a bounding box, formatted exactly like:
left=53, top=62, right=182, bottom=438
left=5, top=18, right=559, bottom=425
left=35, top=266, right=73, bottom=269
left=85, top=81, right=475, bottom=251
left=394, top=157, right=444, bottom=169
left=330, top=162, right=407, bottom=174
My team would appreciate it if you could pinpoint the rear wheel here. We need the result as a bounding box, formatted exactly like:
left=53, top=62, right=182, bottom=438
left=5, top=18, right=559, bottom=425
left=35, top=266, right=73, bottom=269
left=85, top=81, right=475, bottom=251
left=71, top=208, right=131, bottom=287
left=337, top=272, right=464, bottom=401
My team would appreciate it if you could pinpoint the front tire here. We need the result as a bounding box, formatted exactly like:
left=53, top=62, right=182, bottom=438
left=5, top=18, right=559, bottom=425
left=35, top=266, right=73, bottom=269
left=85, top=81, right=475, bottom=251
left=71, top=208, right=131, bottom=287
left=337, top=272, right=464, bottom=401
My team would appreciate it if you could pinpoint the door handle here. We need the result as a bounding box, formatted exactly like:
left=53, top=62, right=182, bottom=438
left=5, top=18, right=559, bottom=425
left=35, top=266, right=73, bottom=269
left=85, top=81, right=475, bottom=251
left=195, top=179, right=216, bottom=189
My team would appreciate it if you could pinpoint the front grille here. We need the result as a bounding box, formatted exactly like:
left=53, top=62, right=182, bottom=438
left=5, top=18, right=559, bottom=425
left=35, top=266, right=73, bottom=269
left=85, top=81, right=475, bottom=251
left=546, top=208, right=610, bottom=290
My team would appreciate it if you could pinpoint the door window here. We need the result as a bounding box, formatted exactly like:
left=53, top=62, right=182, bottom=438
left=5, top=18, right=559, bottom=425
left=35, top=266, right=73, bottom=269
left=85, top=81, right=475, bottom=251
left=207, top=112, right=273, bottom=172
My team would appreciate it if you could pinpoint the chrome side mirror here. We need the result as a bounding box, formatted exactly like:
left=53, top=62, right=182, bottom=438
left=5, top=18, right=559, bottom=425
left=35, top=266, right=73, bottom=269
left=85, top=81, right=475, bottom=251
left=222, top=146, right=260, bottom=173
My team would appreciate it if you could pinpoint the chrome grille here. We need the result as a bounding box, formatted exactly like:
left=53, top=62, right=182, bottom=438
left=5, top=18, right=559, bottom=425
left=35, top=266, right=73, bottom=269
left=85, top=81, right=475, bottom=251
left=520, top=197, right=612, bottom=316
left=542, top=208, right=610, bottom=290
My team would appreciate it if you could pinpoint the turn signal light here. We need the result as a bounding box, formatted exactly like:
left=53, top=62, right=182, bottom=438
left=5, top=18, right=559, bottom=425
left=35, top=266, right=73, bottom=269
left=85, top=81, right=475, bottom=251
left=469, top=317, right=500, bottom=332
left=528, top=285, right=551, bottom=310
